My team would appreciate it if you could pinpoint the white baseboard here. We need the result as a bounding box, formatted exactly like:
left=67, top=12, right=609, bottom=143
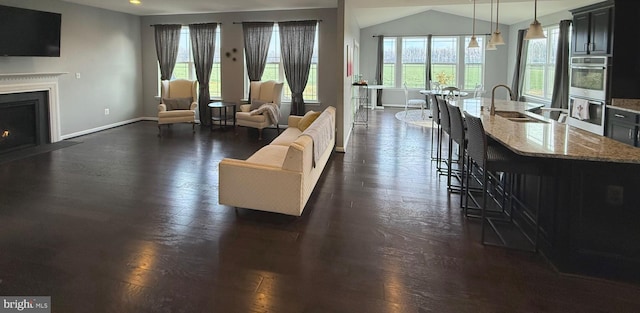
left=61, top=117, right=146, bottom=140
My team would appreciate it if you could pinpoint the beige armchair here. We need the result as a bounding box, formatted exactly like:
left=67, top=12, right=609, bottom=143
left=157, top=79, right=198, bottom=136
left=235, top=80, right=284, bottom=140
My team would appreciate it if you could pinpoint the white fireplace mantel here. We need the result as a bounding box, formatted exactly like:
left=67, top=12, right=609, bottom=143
left=0, top=72, right=68, bottom=143
left=0, top=72, right=68, bottom=81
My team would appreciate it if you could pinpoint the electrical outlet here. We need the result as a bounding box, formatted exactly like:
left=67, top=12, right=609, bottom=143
left=606, top=185, right=623, bottom=206
left=104, top=108, right=110, bottom=115
left=75, top=72, right=81, bottom=79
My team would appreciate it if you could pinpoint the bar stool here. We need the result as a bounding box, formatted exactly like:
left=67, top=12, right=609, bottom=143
left=430, top=93, right=442, bottom=162
left=436, top=98, right=451, bottom=176
left=463, top=113, right=545, bottom=252
left=446, top=102, right=467, bottom=195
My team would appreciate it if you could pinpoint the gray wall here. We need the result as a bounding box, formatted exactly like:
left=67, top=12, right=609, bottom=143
left=139, top=9, right=338, bottom=128
left=0, top=0, right=142, bottom=137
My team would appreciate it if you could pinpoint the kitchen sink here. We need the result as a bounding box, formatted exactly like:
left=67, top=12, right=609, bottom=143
left=495, top=111, right=548, bottom=123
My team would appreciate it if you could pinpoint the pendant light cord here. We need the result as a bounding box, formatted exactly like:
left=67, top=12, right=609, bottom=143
left=472, top=0, right=476, bottom=35
left=496, top=0, right=500, bottom=31
left=489, top=0, right=493, bottom=32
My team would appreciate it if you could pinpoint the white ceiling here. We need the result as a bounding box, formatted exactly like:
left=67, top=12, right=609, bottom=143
left=60, top=0, right=603, bottom=28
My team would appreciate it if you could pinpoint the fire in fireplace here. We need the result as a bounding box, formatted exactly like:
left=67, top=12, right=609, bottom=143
left=0, top=91, right=50, bottom=154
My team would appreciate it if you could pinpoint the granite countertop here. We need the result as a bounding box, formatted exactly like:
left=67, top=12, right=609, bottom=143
left=610, top=98, right=640, bottom=114
left=455, top=97, right=640, bottom=164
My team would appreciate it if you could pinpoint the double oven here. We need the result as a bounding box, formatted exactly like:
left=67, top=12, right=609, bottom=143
left=568, top=56, right=610, bottom=135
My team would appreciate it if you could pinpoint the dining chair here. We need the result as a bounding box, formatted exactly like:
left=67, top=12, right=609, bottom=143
left=403, top=82, right=427, bottom=118
left=473, top=84, right=484, bottom=98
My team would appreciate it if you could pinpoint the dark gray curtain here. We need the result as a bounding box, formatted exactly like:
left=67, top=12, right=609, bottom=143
left=242, top=22, right=274, bottom=83
left=154, top=24, right=182, bottom=81
left=279, top=20, right=317, bottom=116
left=550, top=20, right=572, bottom=119
left=426, top=35, right=433, bottom=108
left=375, top=35, right=384, bottom=107
left=426, top=34, right=433, bottom=88
left=510, top=29, right=528, bottom=101
left=189, top=23, right=218, bottom=126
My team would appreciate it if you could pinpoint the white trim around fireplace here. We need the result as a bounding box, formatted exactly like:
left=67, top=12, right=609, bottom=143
left=0, top=72, right=67, bottom=143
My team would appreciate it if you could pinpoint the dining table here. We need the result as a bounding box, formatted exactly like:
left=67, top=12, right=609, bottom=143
left=419, top=89, right=470, bottom=99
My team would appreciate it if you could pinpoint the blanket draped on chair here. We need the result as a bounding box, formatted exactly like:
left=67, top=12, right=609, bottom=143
left=250, top=102, right=280, bottom=125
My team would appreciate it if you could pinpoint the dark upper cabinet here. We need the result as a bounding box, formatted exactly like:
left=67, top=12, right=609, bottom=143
left=571, top=5, right=613, bottom=55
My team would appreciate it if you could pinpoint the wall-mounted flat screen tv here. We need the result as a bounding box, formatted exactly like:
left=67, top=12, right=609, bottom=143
left=0, top=5, right=61, bottom=57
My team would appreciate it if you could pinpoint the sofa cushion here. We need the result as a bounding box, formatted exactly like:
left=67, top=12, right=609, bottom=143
left=246, top=145, right=289, bottom=168
left=271, top=127, right=302, bottom=146
left=163, top=97, right=192, bottom=110
left=298, top=110, right=321, bottom=131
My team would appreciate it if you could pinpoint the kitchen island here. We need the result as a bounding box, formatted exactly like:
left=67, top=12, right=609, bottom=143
left=453, top=97, right=640, bottom=284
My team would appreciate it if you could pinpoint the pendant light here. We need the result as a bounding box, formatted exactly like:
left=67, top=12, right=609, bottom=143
left=468, top=0, right=479, bottom=48
left=491, top=0, right=505, bottom=45
left=486, top=0, right=497, bottom=50
left=524, top=0, right=546, bottom=40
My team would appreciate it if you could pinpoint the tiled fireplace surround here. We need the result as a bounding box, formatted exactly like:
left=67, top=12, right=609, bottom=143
left=0, top=72, right=65, bottom=143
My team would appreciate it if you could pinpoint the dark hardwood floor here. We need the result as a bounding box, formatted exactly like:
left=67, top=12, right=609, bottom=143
left=1, top=109, right=640, bottom=312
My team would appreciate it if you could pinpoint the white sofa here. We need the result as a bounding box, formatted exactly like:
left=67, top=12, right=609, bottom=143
left=219, top=106, right=336, bottom=216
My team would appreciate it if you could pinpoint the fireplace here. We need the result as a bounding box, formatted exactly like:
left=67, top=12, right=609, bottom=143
left=0, top=72, right=64, bottom=153
left=0, top=91, right=50, bottom=154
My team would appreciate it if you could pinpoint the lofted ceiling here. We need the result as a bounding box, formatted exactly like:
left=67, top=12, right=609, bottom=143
left=60, top=0, right=604, bottom=28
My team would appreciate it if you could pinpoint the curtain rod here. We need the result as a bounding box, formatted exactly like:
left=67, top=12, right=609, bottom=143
left=232, top=19, right=322, bottom=24
left=150, top=22, right=221, bottom=27
left=373, top=33, right=491, bottom=37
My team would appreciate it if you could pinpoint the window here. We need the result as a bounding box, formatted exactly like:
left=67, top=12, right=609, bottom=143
left=464, top=36, right=485, bottom=90
left=431, top=37, right=459, bottom=88
left=382, top=36, right=485, bottom=91
left=259, top=23, right=319, bottom=101
left=523, top=25, right=560, bottom=100
left=401, top=37, right=427, bottom=88
left=173, top=26, right=222, bottom=98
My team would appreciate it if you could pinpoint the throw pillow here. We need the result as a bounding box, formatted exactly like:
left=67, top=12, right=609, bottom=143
left=250, top=99, right=266, bottom=111
left=298, top=110, right=321, bottom=131
left=163, top=97, right=192, bottom=110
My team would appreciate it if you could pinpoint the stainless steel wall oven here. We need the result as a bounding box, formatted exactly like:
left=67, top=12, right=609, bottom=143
left=568, top=56, right=610, bottom=135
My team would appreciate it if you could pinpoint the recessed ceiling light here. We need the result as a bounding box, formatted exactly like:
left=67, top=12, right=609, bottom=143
left=130, top=0, right=141, bottom=5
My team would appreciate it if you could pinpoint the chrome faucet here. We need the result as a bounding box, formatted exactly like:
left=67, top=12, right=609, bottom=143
left=490, top=84, right=514, bottom=116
